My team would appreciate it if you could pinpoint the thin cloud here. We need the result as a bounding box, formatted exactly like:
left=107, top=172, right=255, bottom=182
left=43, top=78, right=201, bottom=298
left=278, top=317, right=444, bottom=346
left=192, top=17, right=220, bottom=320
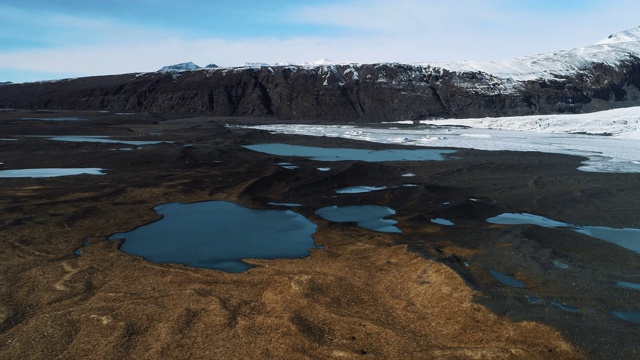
left=1, top=0, right=640, bottom=82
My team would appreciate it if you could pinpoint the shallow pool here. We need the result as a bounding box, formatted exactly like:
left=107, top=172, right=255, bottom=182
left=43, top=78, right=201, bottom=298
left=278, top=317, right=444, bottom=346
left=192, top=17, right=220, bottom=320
left=315, top=205, right=401, bottom=233
left=487, top=213, right=640, bottom=254
left=109, top=201, right=320, bottom=272
left=244, top=143, right=455, bottom=162
left=0, top=168, right=105, bottom=178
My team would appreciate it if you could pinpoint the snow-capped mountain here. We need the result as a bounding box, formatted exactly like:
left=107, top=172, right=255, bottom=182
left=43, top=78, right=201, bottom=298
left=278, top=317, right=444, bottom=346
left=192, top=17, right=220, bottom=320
left=158, top=62, right=201, bottom=73
left=2, top=28, right=640, bottom=122
left=596, top=27, right=640, bottom=45
left=427, top=26, right=640, bottom=93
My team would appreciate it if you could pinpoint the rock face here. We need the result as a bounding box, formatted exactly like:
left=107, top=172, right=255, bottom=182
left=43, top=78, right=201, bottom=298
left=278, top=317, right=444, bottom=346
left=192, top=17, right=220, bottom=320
left=1, top=28, right=640, bottom=122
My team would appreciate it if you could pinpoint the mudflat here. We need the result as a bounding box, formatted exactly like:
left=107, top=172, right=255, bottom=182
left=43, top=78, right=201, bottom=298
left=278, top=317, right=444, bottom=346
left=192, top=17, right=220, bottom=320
left=1, top=110, right=638, bottom=359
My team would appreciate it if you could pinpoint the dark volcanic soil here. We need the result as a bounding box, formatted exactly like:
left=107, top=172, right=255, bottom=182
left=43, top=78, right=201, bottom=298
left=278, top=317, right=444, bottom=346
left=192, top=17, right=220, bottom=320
left=0, top=110, right=638, bottom=359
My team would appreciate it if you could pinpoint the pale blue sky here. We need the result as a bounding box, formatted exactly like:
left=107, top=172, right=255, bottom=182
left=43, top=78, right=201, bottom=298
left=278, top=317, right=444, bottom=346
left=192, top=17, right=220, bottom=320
left=1, top=0, right=638, bottom=82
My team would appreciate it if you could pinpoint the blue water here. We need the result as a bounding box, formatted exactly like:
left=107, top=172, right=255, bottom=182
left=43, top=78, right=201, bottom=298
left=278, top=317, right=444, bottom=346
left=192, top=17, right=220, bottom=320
left=611, top=311, right=640, bottom=324
left=109, top=201, right=320, bottom=272
left=487, top=213, right=640, bottom=254
left=244, top=143, right=455, bottom=162
left=487, top=213, right=567, bottom=228
left=489, top=270, right=527, bottom=288
left=335, top=186, right=387, bottom=194
left=431, top=218, right=455, bottom=226
left=0, top=168, right=105, bottom=178
left=45, top=135, right=172, bottom=146
left=617, top=281, right=640, bottom=290
left=315, top=205, right=402, bottom=233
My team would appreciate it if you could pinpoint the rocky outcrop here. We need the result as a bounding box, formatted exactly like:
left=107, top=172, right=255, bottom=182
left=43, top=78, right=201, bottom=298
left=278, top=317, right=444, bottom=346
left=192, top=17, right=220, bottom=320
left=1, top=60, right=639, bottom=122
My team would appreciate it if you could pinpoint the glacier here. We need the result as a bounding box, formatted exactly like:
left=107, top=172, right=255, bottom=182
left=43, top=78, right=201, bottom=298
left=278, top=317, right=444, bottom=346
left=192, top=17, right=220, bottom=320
left=244, top=106, right=640, bottom=174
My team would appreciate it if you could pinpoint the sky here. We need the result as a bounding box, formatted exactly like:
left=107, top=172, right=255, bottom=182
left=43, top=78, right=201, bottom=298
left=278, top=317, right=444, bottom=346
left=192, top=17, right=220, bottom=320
left=1, top=0, right=639, bottom=83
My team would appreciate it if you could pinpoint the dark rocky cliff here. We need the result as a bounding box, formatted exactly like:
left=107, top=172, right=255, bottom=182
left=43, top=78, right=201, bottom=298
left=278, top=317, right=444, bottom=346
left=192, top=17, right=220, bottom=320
left=1, top=60, right=640, bottom=122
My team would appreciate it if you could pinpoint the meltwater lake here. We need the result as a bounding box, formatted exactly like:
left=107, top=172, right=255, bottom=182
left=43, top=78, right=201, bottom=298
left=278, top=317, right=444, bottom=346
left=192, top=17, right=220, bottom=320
left=109, top=201, right=320, bottom=272
left=243, top=143, right=455, bottom=162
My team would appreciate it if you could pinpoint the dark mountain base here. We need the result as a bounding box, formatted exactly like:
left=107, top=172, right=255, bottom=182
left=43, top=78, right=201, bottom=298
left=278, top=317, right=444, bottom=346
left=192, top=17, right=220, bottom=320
left=1, top=60, right=640, bottom=122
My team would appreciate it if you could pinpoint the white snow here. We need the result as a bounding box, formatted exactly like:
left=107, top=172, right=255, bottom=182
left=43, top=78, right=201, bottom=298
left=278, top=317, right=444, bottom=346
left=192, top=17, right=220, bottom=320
left=418, top=106, right=640, bottom=139
left=420, top=27, right=640, bottom=94
left=307, top=58, right=335, bottom=66
left=242, top=106, right=640, bottom=173
left=243, top=62, right=270, bottom=68
left=596, top=27, right=640, bottom=45
left=158, top=62, right=201, bottom=72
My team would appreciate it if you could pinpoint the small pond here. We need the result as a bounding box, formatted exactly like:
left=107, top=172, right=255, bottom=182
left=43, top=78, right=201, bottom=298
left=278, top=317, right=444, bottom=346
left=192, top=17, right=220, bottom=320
left=487, top=213, right=640, bottom=254
left=109, top=201, right=320, bottom=272
left=315, top=205, right=401, bottom=233
left=489, top=270, right=526, bottom=288
left=0, top=168, right=105, bottom=178
left=244, top=143, right=456, bottom=162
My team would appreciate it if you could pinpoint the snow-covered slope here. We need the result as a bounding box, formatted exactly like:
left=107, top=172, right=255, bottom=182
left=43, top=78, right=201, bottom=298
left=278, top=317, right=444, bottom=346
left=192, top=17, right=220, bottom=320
left=429, top=27, right=640, bottom=85
left=596, top=27, right=640, bottom=44
left=417, top=106, right=640, bottom=139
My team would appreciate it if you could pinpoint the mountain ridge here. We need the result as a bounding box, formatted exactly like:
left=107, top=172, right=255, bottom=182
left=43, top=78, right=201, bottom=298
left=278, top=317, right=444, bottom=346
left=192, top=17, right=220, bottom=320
left=1, top=27, right=640, bottom=121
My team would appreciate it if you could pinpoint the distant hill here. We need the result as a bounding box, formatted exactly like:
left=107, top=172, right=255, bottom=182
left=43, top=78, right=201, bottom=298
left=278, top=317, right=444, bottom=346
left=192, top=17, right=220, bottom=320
left=1, top=27, right=640, bottom=122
